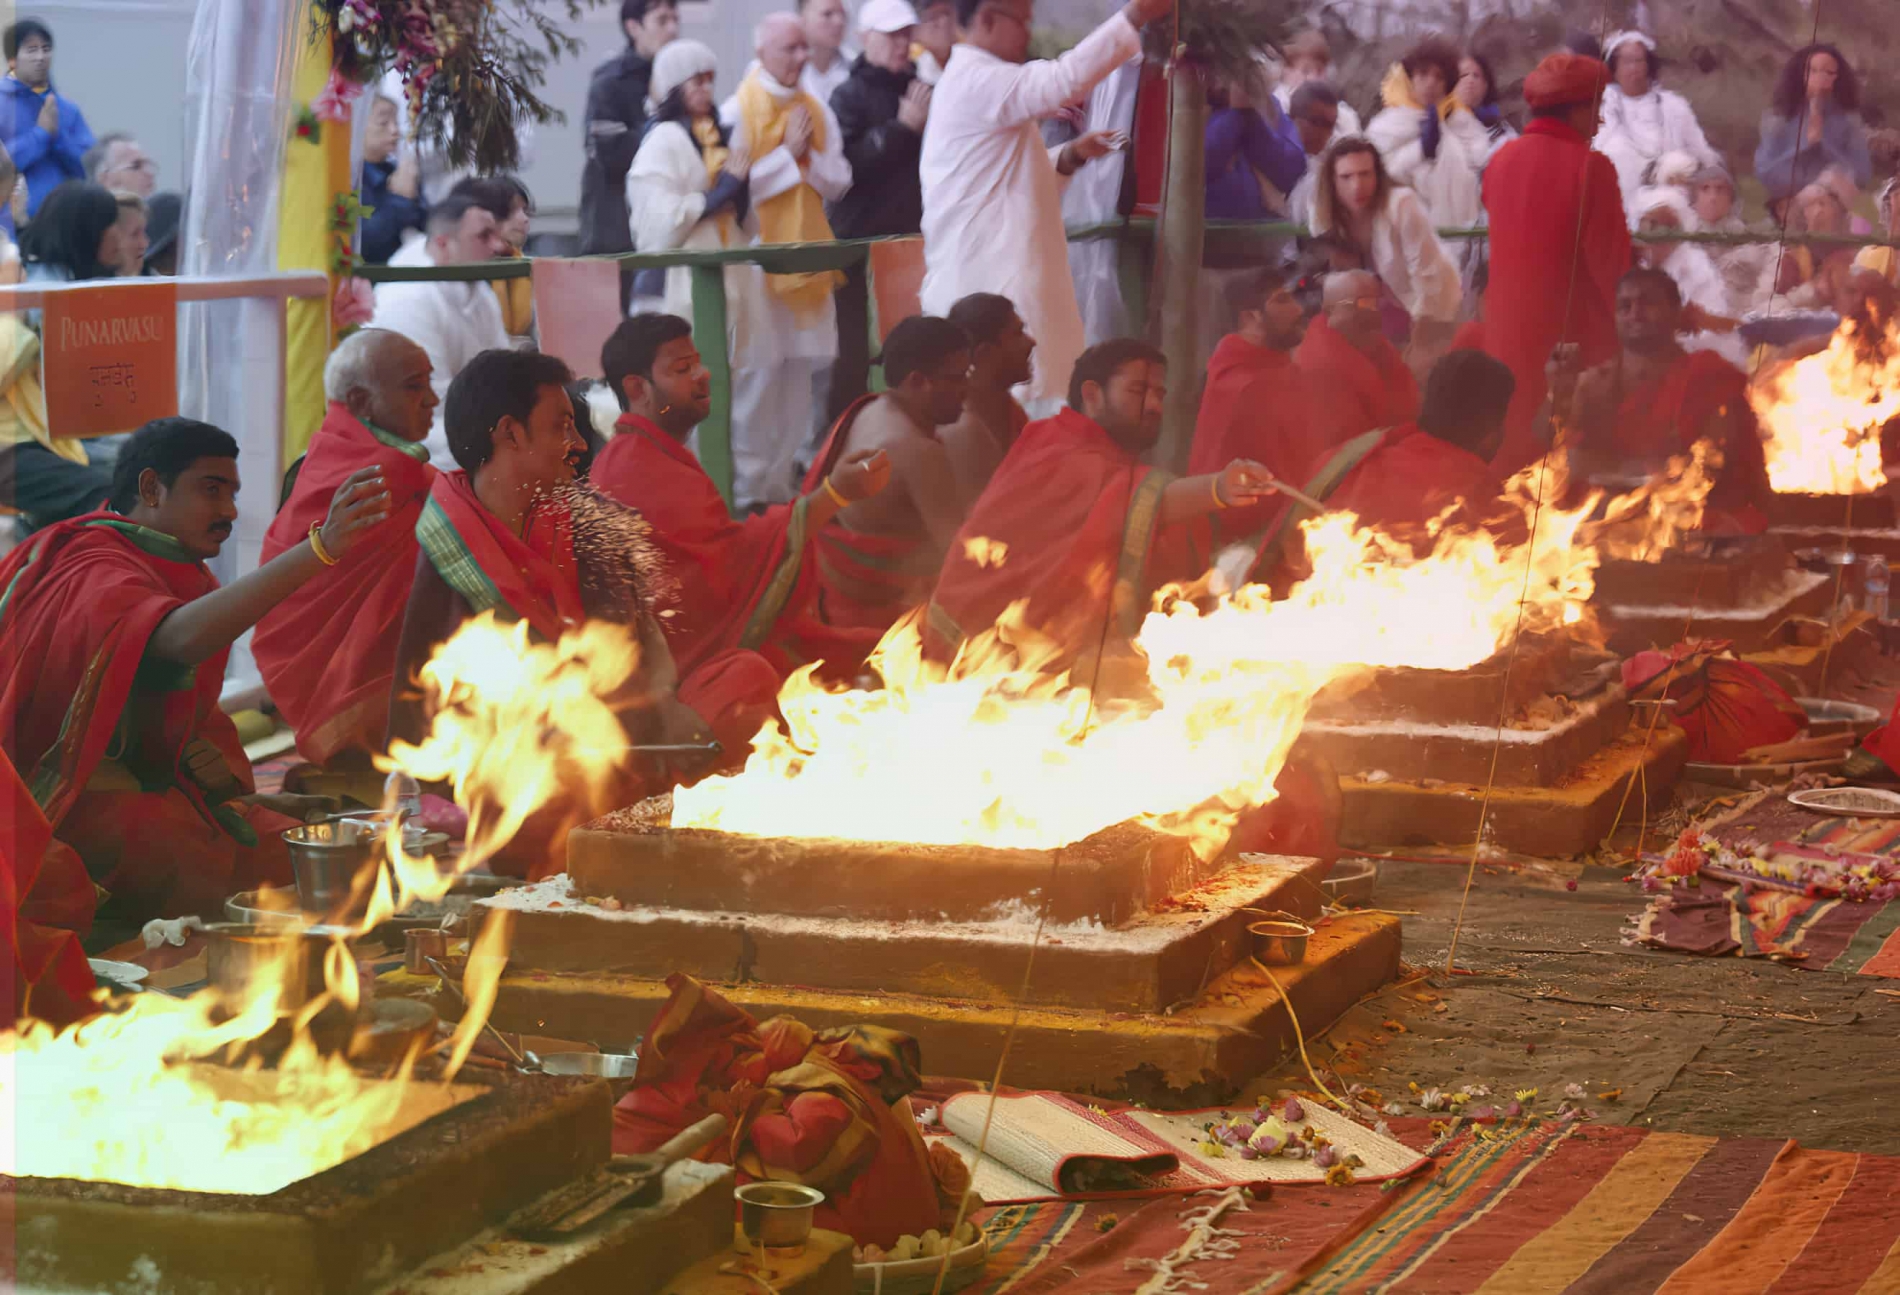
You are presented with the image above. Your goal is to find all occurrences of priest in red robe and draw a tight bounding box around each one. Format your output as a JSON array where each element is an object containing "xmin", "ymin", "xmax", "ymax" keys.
[
  {"xmin": 0, "ymin": 418, "xmax": 393, "ymax": 925},
  {"xmin": 590, "ymin": 315, "xmax": 889, "ymax": 685},
  {"xmin": 1481, "ymin": 51, "xmax": 1630, "ymax": 474},
  {"xmin": 255, "ymin": 330, "xmax": 438, "ymax": 768},
  {"xmin": 1552, "ymin": 268, "xmax": 1773, "ymax": 533},
  {"xmin": 5, "ymin": 746, "xmax": 95, "ymax": 1027},
  {"xmin": 1293, "ymin": 270, "xmax": 1421, "ymax": 438}
]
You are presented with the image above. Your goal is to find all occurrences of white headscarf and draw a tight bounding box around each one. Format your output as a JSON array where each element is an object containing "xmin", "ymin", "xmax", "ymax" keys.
[{"xmin": 651, "ymin": 39, "xmax": 718, "ymax": 105}]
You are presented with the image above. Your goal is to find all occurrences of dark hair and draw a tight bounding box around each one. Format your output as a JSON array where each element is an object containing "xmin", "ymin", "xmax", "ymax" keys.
[
  {"xmin": 1560, "ymin": 29, "xmax": 1602, "ymax": 61},
  {"xmin": 18, "ymin": 181, "xmax": 121, "ymax": 281},
  {"xmin": 946, "ymin": 292, "xmax": 1020, "ymax": 348},
  {"xmin": 108, "ymin": 417, "xmax": 239, "ymax": 513},
  {"xmin": 425, "ymin": 192, "xmax": 488, "ymax": 238},
  {"xmin": 3, "ymin": 19, "xmax": 51, "ymax": 59},
  {"xmin": 1462, "ymin": 50, "xmax": 1502, "ymax": 107},
  {"xmin": 621, "ymin": 0, "xmax": 675, "ymax": 28},
  {"xmin": 601, "ymin": 313, "xmax": 694, "ymax": 408},
  {"xmin": 566, "ymin": 380, "xmax": 606, "ymax": 474},
  {"xmin": 143, "ymin": 191, "xmax": 183, "ymax": 272},
  {"xmin": 1068, "ymin": 338, "xmax": 1166, "ymax": 412},
  {"xmin": 879, "ymin": 315, "xmax": 971, "ymax": 387},
  {"xmin": 1604, "ymin": 37, "xmax": 1660, "ymax": 86},
  {"xmin": 1222, "ymin": 265, "xmax": 1292, "ymax": 319},
  {"xmin": 443, "ymin": 349, "xmax": 576, "ymax": 474},
  {"xmin": 649, "ymin": 86, "xmax": 733, "ymax": 148},
  {"xmin": 1619, "ymin": 265, "xmax": 1683, "ymax": 309},
  {"xmin": 1773, "ymin": 44, "xmax": 1859, "ymax": 119},
  {"xmin": 1418, "ymin": 351, "xmax": 1515, "ymax": 450},
  {"xmin": 450, "ymin": 174, "xmax": 534, "ymax": 222},
  {"xmin": 1401, "ymin": 36, "xmax": 1462, "ymax": 97},
  {"xmin": 1313, "ymin": 137, "xmax": 1391, "ymax": 233},
  {"xmin": 1289, "ymin": 80, "xmax": 1341, "ymax": 120}
]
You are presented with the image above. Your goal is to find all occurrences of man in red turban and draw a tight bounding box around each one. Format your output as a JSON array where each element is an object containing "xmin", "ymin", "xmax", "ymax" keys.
[{"xmin": 1480, "ymin": 52, "xmax": 1630, "ymax": 473}]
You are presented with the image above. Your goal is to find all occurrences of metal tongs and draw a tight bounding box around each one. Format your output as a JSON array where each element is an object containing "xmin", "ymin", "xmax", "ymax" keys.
[{"xmin": 426, "ymin": 954, "xmax": 542, "ymax": 1072}]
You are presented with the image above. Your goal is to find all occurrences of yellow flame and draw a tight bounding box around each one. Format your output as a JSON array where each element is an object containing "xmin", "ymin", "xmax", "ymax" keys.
[
  {"xmin": 1749, "ymin": 313, "xmax": 1900, "ymax": 494},
  {"xmin": 1584, "ymin": 440, "xmax": 1719, "ymax": 562},
  {"xmin": 962, "ymin": 536, "xmax": 1010, "ymax": 569},
  {"xmin": 442, "ymin": 911, "xmax": 512, "ymax": 1082},
  {"xmin": 673, "ymin": 466, "xmax": 1603, "ymax": 857}
]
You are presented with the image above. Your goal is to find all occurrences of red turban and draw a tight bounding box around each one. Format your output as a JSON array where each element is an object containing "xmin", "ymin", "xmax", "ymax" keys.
[{"xmin": 1523, "ymin": 53, "xmax": 1611, "ymax": 110}]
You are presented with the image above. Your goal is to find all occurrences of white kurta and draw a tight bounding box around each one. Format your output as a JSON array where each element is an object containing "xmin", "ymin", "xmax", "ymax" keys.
[
  {"xmin": 1059, "ymin": 55, "xmax": 1142, "ymax": 347},
  {"xmin": 919, "ymin": 16, "xmax": 1141, "ymax": 406},
  {"xmin": 369, "ymin": 240, "xmax": 511, "ymax": 471},
  {"xmin": 1659, "ymin": 244, "xmax": 1749, "ymax": 368},
  {"xmin": 1365, "ymin": 105, "xmax": 1486, "ymax": 229},
  {"xmin": 1312, "ymin": 186, "xmax": 1462, "ymax": 325},
  {"xmin": 801, "ymin": 48, "xmax": 858, "ymax": 111},
  {"xmin": 1597, "ymin": 87, "xmax": 1715, "ymax": 217}
]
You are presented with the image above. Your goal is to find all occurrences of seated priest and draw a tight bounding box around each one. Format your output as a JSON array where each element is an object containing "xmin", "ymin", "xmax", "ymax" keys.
[
  {"xmin": 387, "ymin": 348, "xmax": 764, "ymax": 877},
  {"xmin": 0, "ymin": 417, "xmax": 392, "ymax": 925},
  {"xmin": 1549, "ymin": 267, "xmax": 1772, "ymax": 534},
  {"xmin": 254, "ymin": 329, "xmax": 439, "ymax": 769},
  {"xmin": 938, "ymin": 292, "xmax": 1035, "ymax": 510},
  {"xmin": 589, "ymin": 313, "xmax": 890, "ymax": 683},
  {"xmin": 1294, "ymin": 270, "xmax": 1421, "ymax": 439},
  {"xmin": 925, "ymin": 338, "xmax": 1277, "ymax": 671}
]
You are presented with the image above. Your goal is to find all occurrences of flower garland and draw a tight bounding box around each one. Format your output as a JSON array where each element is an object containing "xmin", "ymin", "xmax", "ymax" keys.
[
  {"xmin": 1633, "ymin": 828, "xmax": 1900, "ymax": 901},
  {"xmin": 328, "ymin": 191, "xmax": 375, "ymax": 333}
]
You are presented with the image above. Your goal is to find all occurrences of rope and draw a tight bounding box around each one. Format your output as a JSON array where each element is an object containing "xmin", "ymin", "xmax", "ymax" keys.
[{"xmin": 1249, "ymin": 955, "xmax": 1344, "ymax": 1106}]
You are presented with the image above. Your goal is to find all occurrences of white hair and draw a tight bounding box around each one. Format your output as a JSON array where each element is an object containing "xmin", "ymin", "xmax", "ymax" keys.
[
  {"xmin": 323, "ymin": 328, "xmax": 403, "ymax": 402},
  {"xmin": 755, "ymin": 11, "xmax": 805, "ymax": 52}
]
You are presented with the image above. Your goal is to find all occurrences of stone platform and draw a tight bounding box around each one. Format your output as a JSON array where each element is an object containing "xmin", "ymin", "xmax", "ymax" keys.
[
  {"xmin": 1301, "ymin": 687, "xmax": 1631, "ymax": 787},
  {"xmin": 1766, "ymin": 492, "xmax": 1890, "ymax": 531},
  {"xmin": 481, "ymin": 911, "xmax": 1401, "ymax": 1103},
  {"xmin": 1599, "ymin": 568, "xmax": 1833, "ymax": 654},
  {"xmin": 1770, "ymin": 525, "xmax": 1900, "ymax": 560},
  {"xmin": 1336, "ymin": 725, "xmax": 1689, "ymax": 858}
]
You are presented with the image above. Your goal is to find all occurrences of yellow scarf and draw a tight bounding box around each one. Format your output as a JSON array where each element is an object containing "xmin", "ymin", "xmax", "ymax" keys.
[
  {"xmin": 1380, "ymin": 62, "xmax": 1460, "ymax": 122},
  {"xmin": 693, "ymin": 116, "xmax": 739, "ymax": 246},
  {"xmin": 735, "ymin": 71, "xmax": 846, "ymax": 318}
]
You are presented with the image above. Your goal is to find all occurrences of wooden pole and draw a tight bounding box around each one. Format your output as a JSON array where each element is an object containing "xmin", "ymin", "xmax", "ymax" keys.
[{"xmin": 1154, "ymin": 57, "xmax": 1207, "ymax": 475}]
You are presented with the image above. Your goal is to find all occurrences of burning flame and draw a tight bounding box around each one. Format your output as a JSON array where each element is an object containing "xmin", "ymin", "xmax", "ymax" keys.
[
  {"xmin": 1749, "ymin": 312, "xmax": 1900, "ymax": 494},
  {"xmin": 1584, "ymin": 440, "xmax": 1719, "ymax": 562},
  {"xmin": 673, "ymin": 466, "xmax": 1602, "ymax": 858}
]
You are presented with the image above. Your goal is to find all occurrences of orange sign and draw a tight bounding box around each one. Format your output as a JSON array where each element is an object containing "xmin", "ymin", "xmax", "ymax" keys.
[
  {"xmin": 869, "ymin": 238, "xmax": 926, "ymax": 343},
  {"xmin": 531, "ymin": 258, "xmax": 624, "ymax": 380},
  {"xmin": 40, "ymin": 281, "xmax": 179, "ymax": 438}
]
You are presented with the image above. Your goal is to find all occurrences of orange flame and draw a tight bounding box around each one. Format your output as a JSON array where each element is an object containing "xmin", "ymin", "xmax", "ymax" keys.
[{"xmin": 1749, "ymin": 313, "xmax": 1900, "ymax": 494}]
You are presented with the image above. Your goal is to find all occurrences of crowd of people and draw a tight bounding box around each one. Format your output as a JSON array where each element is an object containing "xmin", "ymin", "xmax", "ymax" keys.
[{"xmin": 5, "ymin": 2, "xmax": 1900, "ymax": 1000}]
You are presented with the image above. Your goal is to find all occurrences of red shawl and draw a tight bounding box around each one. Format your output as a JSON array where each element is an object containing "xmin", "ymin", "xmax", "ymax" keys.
[
  {"xmin": 3, "ymin": 745, "xmax": 94, "ymax": 1027},
  {"xmin": 0, "ymin": 514, "xmax": 253, "ymax": 832},
  {"xmin": 419, "ymin": 470, "xmax": 585, "ymax": 640},
  {"xmin": 1480, "ymin": 119, "xmax": 1632, "ymax": 473},
  {"xmin": 254, "ymin": 403, "xmax": 435, "ymax": 765},
  {"xmin": 1294, "ymin": 314, "xmax": 1421, "ymax": 438},
  {"xmin": 1190, "ymin": 334, "xmax": 1348, "ymax": 484},
  {"xmin": 1321, "ymin": 424, "xmax": 1508, "ymax": 538},
  {"xmin": 1587, "ymin": 350, "xmax": 1772, "ymax": 534},
  {"xmin": 926, "ymin": 408, "xmax": 1210, "ymax": 661}
]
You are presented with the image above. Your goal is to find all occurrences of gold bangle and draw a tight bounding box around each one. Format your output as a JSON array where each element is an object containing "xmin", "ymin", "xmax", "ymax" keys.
[
  {"xmin": 823, "ymin": 477, "xmax": 850, "ymax": 510},
  {"xmin": 308, "ymin": 521, "xmax": 340, "ymax": 567},
  {"xmin": 1211, "ymin": 475, "xmax": 1229, "ymax": 510}
]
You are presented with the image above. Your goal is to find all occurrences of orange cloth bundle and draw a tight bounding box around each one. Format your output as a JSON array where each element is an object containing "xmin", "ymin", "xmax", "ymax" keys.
[{"xmin": 1622, "ymin": 639, "xmax": 1805, "ymax": 764}]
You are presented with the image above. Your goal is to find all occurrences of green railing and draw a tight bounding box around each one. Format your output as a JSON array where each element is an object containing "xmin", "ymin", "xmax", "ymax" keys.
[{"xmin": 358, "ymin": 219, "xmax": 1900, "ymax": 502}]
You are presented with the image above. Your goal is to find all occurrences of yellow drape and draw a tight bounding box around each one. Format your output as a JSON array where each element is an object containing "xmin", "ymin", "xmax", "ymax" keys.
[
  {"xmin": 735, "ymin": 73, "xmax": 845, "ymax": 319},
  {"xmin": 1380, "ymin": 62, "xmax": 1461, "ymax": 122}
]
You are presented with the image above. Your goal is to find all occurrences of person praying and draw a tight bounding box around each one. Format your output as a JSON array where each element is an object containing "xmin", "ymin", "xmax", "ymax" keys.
[
  {"xmin": 924, "ymin": 338, "xmax": 1276, "ymax": 670},
  {"xmin": 254, "ymin": 330, "xmax": 439, "ymax": 771},
  {"xmin": 588, "ymin": 313, "xmax": 889, "ymax": 686},
  {"xmin": 938, "ymin": 292, "xmax": 1035, "ymax": 508},
  {"xmin": 1548, "ymin": 267, "xmax": 1772, "ymax": 535},
  {"xmin": 0, "ymin": 417, "xmax": 392, "ymax": 926},
  {"xmin": 1480, "ymin": 51, "xmax": 1630, "ymax": 474},
  {"xmin": 1294, "ymin": 270, "xmax": 1422, "ymax": 440},
  {"xmin": 1593, "ymin": 30, "xmax": 1716, "ymax": 215},
  {"xmin": 1365, "ymin": 35, "xmax": 1487, "ymax": 229}
]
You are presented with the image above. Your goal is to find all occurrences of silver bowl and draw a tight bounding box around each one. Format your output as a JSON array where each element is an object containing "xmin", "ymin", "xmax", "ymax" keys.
[
  {"xmin": 1249, "ymin": 918, "xmax": 1314, "ymax": 966},
  {"xmin": 283, "ymin": 819, "xmax": 385, "ymax": 919},
  {"xmin": 735, "ymin": 1181, "xmax": 825, "ymax": 1256},
  {"xmin": 536, "ymin": 1050, "xmax": 639, "ymax": 1079}
]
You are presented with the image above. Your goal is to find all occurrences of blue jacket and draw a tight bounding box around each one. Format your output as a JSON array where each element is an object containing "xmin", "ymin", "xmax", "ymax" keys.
[
  {"xmin": 359, "ymin": 159, "xmax": 429, "ymax": 265},
  {"xmin": 1754, "ymin": 104, "xmax": 1871, "ymax": 204},
  {"xmin": 0, "ymin": 76, "xmax": 94, "ymax": 216}
]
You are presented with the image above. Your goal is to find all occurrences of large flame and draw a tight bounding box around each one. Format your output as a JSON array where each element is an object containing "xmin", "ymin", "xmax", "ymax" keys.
[
  {"xmin": 1582, "ymin": 440, "xmax": 1718, "ymax": 562},
  {"xmin": 672, "ymin": 465, "xmax": 1602, "ymax": 858},
  {"xmin": 1749, "ymin": 312, "xmax": 1900, "ymax": 494}
]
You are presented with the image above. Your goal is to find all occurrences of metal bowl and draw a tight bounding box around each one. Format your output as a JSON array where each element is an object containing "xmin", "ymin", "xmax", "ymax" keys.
[
  {"xmin": 1249, "ymin": 919, "xmax": 1314, "ymax": 966},
  {"xmin": 735, "ymin": 1181, "xmax": 825, "ymax": 1256},
  {"xmin": 536, "ymin": 1050, "xmax": 639, "ymax": 1079},
  {"xmin": 1321, "ymin": 857, "xmax": 1379, "ymax": 909},
  {"xmin": 283, "ymin": 819, "xmax": 385, "ymax": 920}
]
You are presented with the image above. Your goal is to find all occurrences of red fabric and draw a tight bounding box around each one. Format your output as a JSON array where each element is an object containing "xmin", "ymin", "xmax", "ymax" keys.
[
  {"xmin": 254, "ymin": 403, "xmax": 435, "ymax": 765},
  {"xmin": 1190, "ymin": 334, "xmax": 1349, "ymax": 484},
  {"xmin": 1583, "ymin": 351, "xmax": 1773, "ymax": 534},
  {"xmin": 674, "ymin": 646, "xmax": 783, "ymax": 759},
  {"xmin": 1320, "ymin": 424, "xmax": 1507, "ymax": 537},
  {"xmin": 428, "ymin": 470, "xmax": 585, "ymax": 641},
  {"xmin": 1451, "ymin": 320, "xmax": 1488, "ymax": 352},
  {"xmin": 1293, "ymin": 314, "xmax": 1421, "ymax": 438},
  {"xmin": 1522, "ymin": 53, "xmax": 1611, "ymax": 110},
  {"xmin": 1481, "ymin": 118, "xmax": 1632, "ymax": 473},
  {"xmin": 3, "ymin": 747, "xmax": 95, "ymax": 1028},
  {"xmin": 0, "ymin": 514, "xmax": 290, "ymax": 920},
  {"xmin": 1623, "ymin": 641, "xmax": 1805, "ymax": 764},
  {"xmin": 927, "ymin": 408, "xmax": 1208, "ymax": 660}
]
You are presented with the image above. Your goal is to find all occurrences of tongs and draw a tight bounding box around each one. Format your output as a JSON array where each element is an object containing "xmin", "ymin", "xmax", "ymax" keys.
[{"xmin": 426, "ymin": 954, "xmax": 542, "ymax": 1072}]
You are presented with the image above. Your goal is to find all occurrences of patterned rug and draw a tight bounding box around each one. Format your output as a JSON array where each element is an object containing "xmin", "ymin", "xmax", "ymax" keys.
[{"xmin": 966, "ymin": 1118, "xmax": 1900, "ymax": 1293}]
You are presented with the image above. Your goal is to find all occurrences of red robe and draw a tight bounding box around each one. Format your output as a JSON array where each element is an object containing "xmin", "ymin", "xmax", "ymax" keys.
[
  {"xmin": 4, "ymin": 746, "xmax": 95, "ymax": 1027},
  {"xmin": 1293, "ymin": 314, "xmax": 1421, "ymax": 439},
  {"xmin": 925, "ymin": 407, "xmax": 1211, "ymax": 663},
  {"xmin": 1577, "ymin": 350, "xmax": 1772, "ymax": 534},
  {"xmin": 254, "ymin": 403, "xmax": 435, "ymax": 765},
  {"xmin": 1191, "ymin": 334, "xmax": 1348, "ymax": 484},
  {"xmin": 0, "ymin": 515, "xmax": 294, "ymax": 922},
  {"xmin": 1321, "ymin": 424, "xmax": 1508, "ymax": 538},
  {"xmin": 1481, "ymin": 118, "xmax": 1632, "ymax": 473},
  {"xmin": 421, "ymin": 470, "xmax": 587, "ymax": 641}
]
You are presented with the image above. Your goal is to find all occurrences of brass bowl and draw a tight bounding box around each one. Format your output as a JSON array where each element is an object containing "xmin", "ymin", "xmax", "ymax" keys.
[
  {"xmin": 735, "ymin": 1181, "xmax": 825, "ymax": 1256},
  {"xmin": 1249, "ymin": 918, "xmax": 1314, "ymax": 966}
]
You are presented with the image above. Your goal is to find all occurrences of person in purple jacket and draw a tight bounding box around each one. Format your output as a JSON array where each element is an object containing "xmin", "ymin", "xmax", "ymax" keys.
[
  {"xmin": 1, "ymin": 20, "xmax": 94, "ymax": 217},
  {"xmin": 1205, "ymin": 71, "xmax": 1307, "ymax": 220}
]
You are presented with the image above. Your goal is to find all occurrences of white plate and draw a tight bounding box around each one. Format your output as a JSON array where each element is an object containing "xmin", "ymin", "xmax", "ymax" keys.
[
  {"xmin": 1796, "ymin": 698, "xmax": 1883, "ymax": 736},
  {"xmin": 854, "ymin": 1234, "xmax": 989, "ymax": 1294},
  {"xmin": 87, "ymin": 959, "xmax": 149, "ymax": 988},
  {"xmin": 1787, "ymin": 785, "xmax": 1900, "ymax": 818}
]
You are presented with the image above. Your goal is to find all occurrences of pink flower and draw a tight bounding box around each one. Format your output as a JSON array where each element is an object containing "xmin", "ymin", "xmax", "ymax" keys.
[
  {"xmin": 313, "ymin": 67, "xmax": 363, "ymax": 123},
  {"xmin": 332, "ymin": 276, "xmax": 375, "ymax": 329}
]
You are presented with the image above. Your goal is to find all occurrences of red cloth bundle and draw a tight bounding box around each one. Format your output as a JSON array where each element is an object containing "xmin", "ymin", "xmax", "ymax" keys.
[{"xmin": 1621, "ymin": 640, "xmax": 1805, "ymax": 764}]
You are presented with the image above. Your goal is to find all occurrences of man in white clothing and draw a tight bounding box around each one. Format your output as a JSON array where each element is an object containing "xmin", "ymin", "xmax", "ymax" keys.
[
  {"xmin": 799, "ymin": 0, "xmax": 858, "ymax": 106},
  {"xmin": 367, "ymin": 193, "xmax": 512, "ymax": 471},
  {"xmin": 919, "ymin": 0, "xmax": 1172, "ymax": 410},
  {"xmin": 722, "ymin": 13, "xmax": 854, "ymax": 511}
]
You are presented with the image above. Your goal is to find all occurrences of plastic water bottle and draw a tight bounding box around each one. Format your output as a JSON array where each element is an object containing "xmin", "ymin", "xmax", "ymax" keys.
[
  {"xmin": 1865, "ymin": 557, "xmax": 1891, "ymax": 622},
  {"xmin": 384, "ymin": 770, "xmax": 423, "ymax": 822}
]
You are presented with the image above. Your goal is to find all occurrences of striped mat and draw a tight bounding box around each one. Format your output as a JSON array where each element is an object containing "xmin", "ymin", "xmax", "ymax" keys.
[{"xmin": 966, "ymin": 1119, "xmax": 1900, "ymax": 1293}]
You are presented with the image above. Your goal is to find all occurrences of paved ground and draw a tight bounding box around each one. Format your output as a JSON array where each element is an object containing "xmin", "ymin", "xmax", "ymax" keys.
[{"xmin": 1252, "ymin": 851, "xmax": 1900, "ymax": 1154}]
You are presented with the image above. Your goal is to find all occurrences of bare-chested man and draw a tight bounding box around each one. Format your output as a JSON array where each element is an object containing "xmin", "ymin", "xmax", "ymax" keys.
[
  {"xmin": 809, "ymin": 313, "xmax": 973, "ymax": 637},
  {"xmin": 940, "ymin": 292, "xmax": 1035, "ymax": 508}
]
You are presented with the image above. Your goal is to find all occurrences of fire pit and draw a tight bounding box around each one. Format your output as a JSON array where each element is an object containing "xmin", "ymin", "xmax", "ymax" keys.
[{"xmin": 8, "ymin": 1074, "xmax": 610, "ymax": 1295}]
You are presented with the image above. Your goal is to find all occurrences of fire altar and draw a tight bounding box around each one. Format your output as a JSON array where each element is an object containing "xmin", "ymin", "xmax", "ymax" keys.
[{"xmin": 1592, "ymin": 536, "xmax": 1833, "ymax": 655}]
